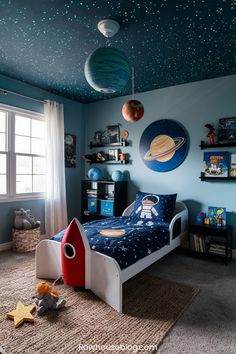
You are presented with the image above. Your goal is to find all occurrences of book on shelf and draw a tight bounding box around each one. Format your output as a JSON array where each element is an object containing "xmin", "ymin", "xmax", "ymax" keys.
[
  {"xmin": 189, "ymin": 233, "xmax": 206, "ymax": 253},
  {"xmin": 208, "ymin": 206, "xmax": 226, "ymax": 226},
  {"xmin": 203, "ymin": 151, "xmax": 229, "ymax": 177},
  {"xmin": 230, "ymin": 154, "xmax": 236, "ymax": 177},
  {"xmin": 86, "ymin": 189, "xmax": 98, "ymax": 198}
]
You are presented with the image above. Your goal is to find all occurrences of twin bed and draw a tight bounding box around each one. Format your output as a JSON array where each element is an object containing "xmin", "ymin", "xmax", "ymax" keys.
[{"xmin": 36, "ymin": 192, "xmax": 188, "ymax": 313}]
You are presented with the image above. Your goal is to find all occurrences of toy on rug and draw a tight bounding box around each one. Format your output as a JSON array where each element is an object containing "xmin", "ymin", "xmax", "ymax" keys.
[
  {"xmin": 32, "ymin": 282, "xmax": 66, "ymax": 315},
  {"xmin": 7, "ymin": 301, "xmax": 36, "ymax": 328},
  {"xmin": 14, "ymin": 208, "xmax": 41, "ymax": 230}
]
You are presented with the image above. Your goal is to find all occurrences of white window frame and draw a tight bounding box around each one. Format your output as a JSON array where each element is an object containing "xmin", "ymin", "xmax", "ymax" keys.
[{"xmin": 0, "ymin": 103, "xmax": 46, "ymax": 203}]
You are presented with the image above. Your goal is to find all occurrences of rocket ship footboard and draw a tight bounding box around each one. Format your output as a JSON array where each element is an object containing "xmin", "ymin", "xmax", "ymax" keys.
[
  {"xmin": 35, "ymin": 217, "xmax": 123, "ymax": 312},
  {"xmin": 61, "ymin": 218, "xmax": 91, "ymax": 289}
]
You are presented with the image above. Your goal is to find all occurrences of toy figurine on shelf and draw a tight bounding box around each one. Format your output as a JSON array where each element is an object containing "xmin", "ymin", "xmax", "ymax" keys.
[{"xmin": 205, "ymin": 124, "xmax": 216, "ymax": 144}]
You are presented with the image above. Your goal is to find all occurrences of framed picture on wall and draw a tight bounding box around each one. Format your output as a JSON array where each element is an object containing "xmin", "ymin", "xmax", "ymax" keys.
[
  {"xmin": 108, "ymin": 149, "xmax": 119, "ymax": 161},
  {"xmin": 65, "ymin": 133, "xmax": 76, "ymax": 168},
  {"xmin": 106, "ymin": 125, "xmax": 120, "ymax": 144},
  {"xmin": 218, "ymin": 117, "xmax": 236, "ymax": 144}
]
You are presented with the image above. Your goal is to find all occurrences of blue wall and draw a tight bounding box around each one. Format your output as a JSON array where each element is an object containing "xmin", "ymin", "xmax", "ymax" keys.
[
  {"xmin": 83, "ymin": 74, "xmax": 236, "ymax": 249},
  {"xmin": 0, "ymin": 75, "xmax": 85, "ymax": 243},
  {"xmin": 1, "ymin": 73, "xmax": 236, "ymax": 250}
]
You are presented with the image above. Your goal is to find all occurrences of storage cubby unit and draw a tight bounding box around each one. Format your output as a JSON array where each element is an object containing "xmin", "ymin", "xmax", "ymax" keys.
[{"xmin": 81, "ymin": 180, "xmax": 127, "ymax": 223}]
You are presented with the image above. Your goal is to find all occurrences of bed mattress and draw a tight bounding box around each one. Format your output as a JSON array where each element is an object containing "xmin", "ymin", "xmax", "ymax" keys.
[{"xmin": 52, "ymin": 216, "xmax": 170, "ymax": 270}]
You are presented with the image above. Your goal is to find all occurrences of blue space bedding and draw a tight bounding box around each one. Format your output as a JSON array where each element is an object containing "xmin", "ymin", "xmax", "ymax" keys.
[{"xmin": 52, "ymin": 216, "xmax": 170, "ymax": 270}]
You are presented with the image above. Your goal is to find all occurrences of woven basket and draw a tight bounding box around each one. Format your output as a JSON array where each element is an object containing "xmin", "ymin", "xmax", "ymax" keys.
[{"xmin": 12, "ymin": 227, "xmax": 40, "ymax": 252}]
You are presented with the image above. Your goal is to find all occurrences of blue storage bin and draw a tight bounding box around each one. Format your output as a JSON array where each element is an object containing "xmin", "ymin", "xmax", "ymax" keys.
[
  {"xmin": 87, "ymin": 197, "xmax": 97, "ymax": 214},
  {"xmin": 100, "ymin": 200, "xmax": 114, "ymax": 216}
]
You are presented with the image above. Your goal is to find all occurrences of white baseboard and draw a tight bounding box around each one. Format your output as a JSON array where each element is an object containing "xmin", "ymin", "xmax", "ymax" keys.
[
  {"xmin": 0, "ymin": 235, "xmax": 46, "ymax": 252},
  {"xmin": 0, "ymin": 241, "xmax": 13, "ymax": 252}
]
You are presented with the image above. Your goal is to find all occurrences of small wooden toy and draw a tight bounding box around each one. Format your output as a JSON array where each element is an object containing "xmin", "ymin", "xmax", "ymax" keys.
[
  {"xmin": 7, "ymin": 301, "xmax": 36, "ymax": 328},
  {"xmin": 205, "ymin": 124, "xmax": 215, "ymax": 144}
]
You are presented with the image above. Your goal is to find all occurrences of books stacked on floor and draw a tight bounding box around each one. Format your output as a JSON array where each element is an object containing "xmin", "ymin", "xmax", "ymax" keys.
[
  {"xmin": 208, "ymin": 243, "xmax": 228, "ymax": 256},
  {"xmin": 189, "ymin": 233, "xmax": 207, "ymax": 253}
]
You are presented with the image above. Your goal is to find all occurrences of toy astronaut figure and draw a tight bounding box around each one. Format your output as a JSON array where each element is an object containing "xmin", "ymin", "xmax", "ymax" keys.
[{"xmin": 135, "ymin": 195, "xmax": 159, "ymax": 219}]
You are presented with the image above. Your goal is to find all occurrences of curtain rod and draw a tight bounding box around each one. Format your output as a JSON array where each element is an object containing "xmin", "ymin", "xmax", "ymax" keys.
[{"xmin": 0, "ymin": 88, "xmax": 45, "ymax": 104}]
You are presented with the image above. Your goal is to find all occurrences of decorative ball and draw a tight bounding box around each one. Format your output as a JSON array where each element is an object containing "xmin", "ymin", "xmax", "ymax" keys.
[
  {"xmin": 122, "ymin": 100, "xmax": 144, "ymax": 123},
  {"xmin": 84, "ymin": 47, "xmax": 131, "ymax": 93},
  {"xmin": 87, "ymin": 167, "xmax": 102, "ymax": 181},
  {"xmin": 111, "ymin": 170, "xmax": 123, "ymax": 182}
]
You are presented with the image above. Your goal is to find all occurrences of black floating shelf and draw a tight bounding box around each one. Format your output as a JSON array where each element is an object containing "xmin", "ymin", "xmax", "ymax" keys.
[
  {"xmin": 87, "ymin": 160, "xmax": 128, "ymax": 165},
  {"xmin": 200, "ymin": 140, "xmax": 236, "ymax": 150},
  {"xmin": 89, "ymin": 141, "xmax": 128, "ymax": 148},
  {"xmin": 199, "ymin": 173, "xmax": 236, "ymax": 181}
]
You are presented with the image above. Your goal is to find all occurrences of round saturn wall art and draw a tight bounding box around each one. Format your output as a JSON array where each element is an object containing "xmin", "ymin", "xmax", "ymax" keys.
[{"xmin": 139, "ymin": 119, "xmax": 189, "ymax": 172}]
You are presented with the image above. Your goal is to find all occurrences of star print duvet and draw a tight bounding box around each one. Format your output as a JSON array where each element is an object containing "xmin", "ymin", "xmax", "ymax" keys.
[{"xmin": 52, "ymin": 216, "xmax": 170, "ymax": 270}]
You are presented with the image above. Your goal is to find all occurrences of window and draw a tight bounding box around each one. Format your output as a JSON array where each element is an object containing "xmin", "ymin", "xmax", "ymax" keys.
[{"xmin": 0, "ymin": 106, "xmax": 46, "ymax": 201}]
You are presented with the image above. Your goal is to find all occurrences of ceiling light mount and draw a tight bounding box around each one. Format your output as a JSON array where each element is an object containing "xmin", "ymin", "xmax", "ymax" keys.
[{"xmin": 97, "ymin": 19, "xmax": 120, "ymax": 38}]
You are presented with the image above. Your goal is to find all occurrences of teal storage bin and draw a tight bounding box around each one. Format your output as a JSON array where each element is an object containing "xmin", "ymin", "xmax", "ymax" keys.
[{"xmin": 100, "ymin": 200, "xmax": 114, "ymax": 216}]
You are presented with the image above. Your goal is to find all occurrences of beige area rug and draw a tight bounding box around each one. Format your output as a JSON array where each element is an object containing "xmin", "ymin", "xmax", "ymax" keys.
[{"xmin": 0, "ymin": 254, "xmax": 198, "ymax": 354}]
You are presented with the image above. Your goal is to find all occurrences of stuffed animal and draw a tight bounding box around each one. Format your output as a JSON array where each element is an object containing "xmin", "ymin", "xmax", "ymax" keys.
[
  {"xmin": 25, "ymin": 209, "xmax": 41, "ymax": 229},
  {"xmin": 14, "ymin": 208, "xmax": 32, "ymax": 230},
  {"xmin": 14, "ymin": 208, "xmax": 40, "ymax": 230},
  {"xmin": 32, "ymin": 282, "xmax": 66, "ymax": 315}
]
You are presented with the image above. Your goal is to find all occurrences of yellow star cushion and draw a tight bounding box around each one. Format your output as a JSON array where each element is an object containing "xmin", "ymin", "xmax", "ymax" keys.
[{"xmin": 7, "ymin": 301, "xmax": 36, "ymax": 328}]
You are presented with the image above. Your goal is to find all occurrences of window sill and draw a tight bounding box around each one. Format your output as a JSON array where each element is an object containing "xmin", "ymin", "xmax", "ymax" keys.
[{"xmin": 0, "ymin": 195, "xmax": 45, "ymax": 203}]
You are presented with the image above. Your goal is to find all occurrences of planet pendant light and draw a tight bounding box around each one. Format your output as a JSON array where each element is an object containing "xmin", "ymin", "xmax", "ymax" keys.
[
  {"xmin": 122, "ymin": 68, "xmax": 144, "ymax": 123},
  {"xmin": 84, "ymin": 19, "xmax": 131, "ymax": 93}
]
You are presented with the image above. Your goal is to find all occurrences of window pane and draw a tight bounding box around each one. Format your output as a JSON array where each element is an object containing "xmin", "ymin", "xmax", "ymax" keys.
[
  {"xmin": 0, "ymin": 112, "xmax": 6, "ymax": 132},
  {"xmin": 0, "ymin": 153, "xmax": 6, "ymax": 173},
  {"xmin": 0, "ymin": 133, "xmax": 6, "ymax": 151},
  {"xmin": 15, "ymin": 115, "xmax": 30, "ymax": 136},
  {"xmin": 33, "ymin": 175, "xmax": 45, "ymax": 193},
  {"xmin": 16, "ymin": 155, "xmax": 32, "ymax": 174},
  {"xmin": 32, "ymin": 119, "xmax": 45, "ymax": 138},
  {"xmin": 33, "ymin": 156, "xmax": 46, "ymax": 174},
  {"xmin": 32, "ymin": 138, "xmax": 45, "ymax": 155},
  {"xmin": 0, "ymin": 175, "xmax": 6, "ymax": 194},
  {"xmin": 16, "ymin": 175, "xmax": 32, "ymax": 194},
  {"xmin": 15, "ymin": 135, "xmax": 30, "ymax": 153}
]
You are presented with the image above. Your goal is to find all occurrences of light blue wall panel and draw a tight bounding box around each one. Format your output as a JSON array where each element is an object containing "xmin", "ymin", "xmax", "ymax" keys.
[
  {"xmin": 0, "ymin": 75, "xmax": 85, "ymax": 243},
  {"xmin": 83, "ymin": 74, "xmax": 236, "ymax": 249}
]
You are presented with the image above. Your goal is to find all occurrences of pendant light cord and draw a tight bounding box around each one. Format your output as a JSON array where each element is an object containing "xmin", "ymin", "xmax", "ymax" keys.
[{"xmin": 132, "ymin": 67, "xmax": 135, "ymax": 100}]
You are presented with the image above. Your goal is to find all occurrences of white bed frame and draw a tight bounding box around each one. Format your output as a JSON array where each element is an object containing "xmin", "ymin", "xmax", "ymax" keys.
[{"xmin": 36, "ymin": 201, "xmax": 188, "ymax": 313}]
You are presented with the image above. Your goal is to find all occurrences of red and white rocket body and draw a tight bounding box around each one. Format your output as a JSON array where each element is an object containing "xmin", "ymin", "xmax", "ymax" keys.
[{"xmin": 61, "ymin": 218, "xmax": 91, "ymax": 289}]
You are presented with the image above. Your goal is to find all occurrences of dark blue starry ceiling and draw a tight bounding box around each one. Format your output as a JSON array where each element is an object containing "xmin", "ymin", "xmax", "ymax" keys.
[{"xmin": 0, "ymin": 0, "xmax": 235, "ymax": 103}]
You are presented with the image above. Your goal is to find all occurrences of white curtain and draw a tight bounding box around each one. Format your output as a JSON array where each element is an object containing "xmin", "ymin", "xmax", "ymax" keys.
[{"xmin": 44, "ymin": 100, "xmax": 68, "ymax": 237}]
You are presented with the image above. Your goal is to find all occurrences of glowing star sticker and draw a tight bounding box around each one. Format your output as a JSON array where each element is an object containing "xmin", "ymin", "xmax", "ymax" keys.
[{"xmin": 7, "ymin": 301, "xmax": 36, "ymax": 328}]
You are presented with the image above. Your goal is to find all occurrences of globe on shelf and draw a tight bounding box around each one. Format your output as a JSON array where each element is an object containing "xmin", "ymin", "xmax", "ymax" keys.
[
  {"xmin": 87, "ymin": 167, "xmax": 102, "ymax": 181},
  {"xmin": 84, "ymin": 47, "xmax": 131, "ymax": 93},
  {"xmin": 122, "ymin": 99, "xmax": 144, "ymax": 123},
  {"xmin": 111, "ymin": 170, "xmax": 123, "ymax": 182}
]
